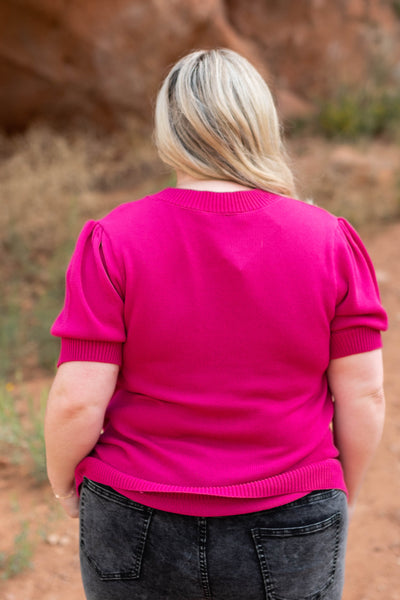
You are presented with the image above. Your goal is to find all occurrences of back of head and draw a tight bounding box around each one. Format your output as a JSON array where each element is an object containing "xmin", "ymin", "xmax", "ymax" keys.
[{"xmin": 155, "ymin": 48, "xmax": 296, "ymax": 197}]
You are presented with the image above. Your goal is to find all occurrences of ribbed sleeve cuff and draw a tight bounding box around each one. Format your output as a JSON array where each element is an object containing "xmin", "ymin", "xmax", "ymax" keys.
[
  {"xmin": 58, "ymin": 338, "xmax": 123, "ymax": 366},
  {"xmin": 330, "ymin": 326, "xmax": 382, "ymax": 359}
]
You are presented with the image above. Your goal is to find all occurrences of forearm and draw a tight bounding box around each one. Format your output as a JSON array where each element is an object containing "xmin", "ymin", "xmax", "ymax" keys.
[
  {"xmin": 45, "ymin": 401, "xmax": 104, "ymax": 495},
  {"xmin": 328, "ymin": 349, "xmax": 385, "ymax": 513},
  {"xmin": 333, "ymin": 389, "xmax": 385, "ymax": 508},
  {"xmin": 45, "ymin": 361, "xmax": 118, "ymax": 498},
  {"xmin": 44, "ymin": 362, "xmax": 118, "ymax": 518}
]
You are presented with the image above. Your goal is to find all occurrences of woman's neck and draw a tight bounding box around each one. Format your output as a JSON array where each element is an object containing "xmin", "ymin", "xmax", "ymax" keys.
[{"xmin": 175, "ymin": 172, "xmax": 253, "ymax": 193}]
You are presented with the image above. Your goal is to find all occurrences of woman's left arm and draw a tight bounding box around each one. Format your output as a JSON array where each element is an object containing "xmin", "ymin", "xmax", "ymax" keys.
[{"xmin": 45, "ymin": 361, "xmax": 119, "ymax": 517}]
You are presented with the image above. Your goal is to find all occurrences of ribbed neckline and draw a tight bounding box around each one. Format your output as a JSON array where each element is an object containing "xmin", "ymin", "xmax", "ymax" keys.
[{"xmin": 157, "ymin": 187, "xmax": 281, "ymax": 213}]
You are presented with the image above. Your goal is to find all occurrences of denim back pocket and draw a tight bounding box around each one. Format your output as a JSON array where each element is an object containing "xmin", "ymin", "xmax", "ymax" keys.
[
  {"xmin": 251, "ymin": 512, "xmax": 342, "ymax": 600},
  {"xmin": 80, "ymin": 478, "xmax": 152, "ymax": 581}
]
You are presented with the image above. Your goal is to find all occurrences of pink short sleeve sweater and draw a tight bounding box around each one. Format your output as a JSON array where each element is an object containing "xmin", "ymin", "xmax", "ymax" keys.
[{"xmin": 51, "ymin": 188, "xmax": 388, "ymax": 516}]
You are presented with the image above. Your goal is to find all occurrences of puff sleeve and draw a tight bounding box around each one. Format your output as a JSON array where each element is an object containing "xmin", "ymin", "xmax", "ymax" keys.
[
  {"xmin": 330, "ymin": 218, "xmax": 388, "ymax": 359},
  {"xmin": 51, "ymin": 221, "xmax": 126, "ymax": 366}
]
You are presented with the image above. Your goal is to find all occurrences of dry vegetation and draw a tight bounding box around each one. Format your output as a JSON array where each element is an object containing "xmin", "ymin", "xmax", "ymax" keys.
[{"xmin": 0, "ymin": 121, "xmax": 167, "ymax": 379}]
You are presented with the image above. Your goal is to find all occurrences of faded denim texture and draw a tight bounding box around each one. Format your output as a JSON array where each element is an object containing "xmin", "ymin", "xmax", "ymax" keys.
[{"xmin": 79, "ymin": 479, "xmax": 348, "ymax": 600}]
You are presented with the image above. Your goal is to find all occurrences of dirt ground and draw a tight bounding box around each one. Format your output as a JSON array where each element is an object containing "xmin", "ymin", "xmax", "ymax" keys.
[{"xmin": 1, "ymin": 220, "xmax": 399, "ymax": 600}]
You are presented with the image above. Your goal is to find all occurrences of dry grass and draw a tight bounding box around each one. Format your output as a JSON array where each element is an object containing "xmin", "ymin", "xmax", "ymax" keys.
[
  {"xmin": 0, "ymin": 119, "xmax": 160, "ymax": 277},
  {"xmin": 0, "ymin": 120, "xmax": 165, "ymax": 378}
]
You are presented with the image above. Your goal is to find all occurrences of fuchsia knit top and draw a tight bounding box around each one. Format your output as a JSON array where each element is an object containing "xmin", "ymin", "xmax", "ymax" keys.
[{"xmin": 52, "ymin": 188, "xmax": 388, "ymax": 516}]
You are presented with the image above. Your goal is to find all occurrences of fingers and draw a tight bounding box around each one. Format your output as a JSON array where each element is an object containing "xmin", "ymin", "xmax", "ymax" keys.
[{"xmin": 58, "ymin": 493, "xmax": 80, "ymax": 518}]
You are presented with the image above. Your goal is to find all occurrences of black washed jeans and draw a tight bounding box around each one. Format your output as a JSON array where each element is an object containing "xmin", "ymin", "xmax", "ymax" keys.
[{"xmin": 79, "ymin": 478, "xmax": 348, "ymax": 600}]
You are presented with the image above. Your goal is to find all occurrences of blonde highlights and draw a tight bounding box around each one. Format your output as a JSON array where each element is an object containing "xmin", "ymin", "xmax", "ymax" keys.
[{"xmin": 154, "ymin": 49, "xmax": 296, "ymax": 197}]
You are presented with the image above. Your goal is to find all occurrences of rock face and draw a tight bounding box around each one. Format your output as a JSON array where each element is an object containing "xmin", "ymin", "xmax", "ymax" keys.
[
  {"xmin": 227, "ymin": 0, "xmax": 400, "ymax": 99},
  {"xmin": 0, "ymin": 0, "xmax": 399, "ymax": 131}
]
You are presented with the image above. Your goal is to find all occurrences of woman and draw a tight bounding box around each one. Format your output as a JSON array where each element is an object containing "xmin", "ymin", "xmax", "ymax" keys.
[{"xmin": 45, "ymin": 49, "xmax": 388, "ymax": 600}]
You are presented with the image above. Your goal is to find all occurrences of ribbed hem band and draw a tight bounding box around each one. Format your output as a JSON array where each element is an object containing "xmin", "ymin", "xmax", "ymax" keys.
[{"xmin": 75, "ymin": 457, "xmax": 346, "ymax": 499}]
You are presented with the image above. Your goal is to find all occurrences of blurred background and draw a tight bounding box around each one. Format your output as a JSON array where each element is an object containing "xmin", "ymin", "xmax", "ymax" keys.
[{"xmin": 0, "ymin": 1, "xmax": 399, "ymax": 599}]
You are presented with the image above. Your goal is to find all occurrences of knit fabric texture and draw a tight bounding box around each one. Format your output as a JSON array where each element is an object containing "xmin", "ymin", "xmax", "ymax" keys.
[{"xmin": 52, "ymin": 188, "xmax": 388, "ymax": 516}]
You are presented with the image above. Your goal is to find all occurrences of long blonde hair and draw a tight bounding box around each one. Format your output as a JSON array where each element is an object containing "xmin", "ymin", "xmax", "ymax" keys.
[{"xmin": 154, "ymin": 48, "xmax": 296, "ymax": 197}]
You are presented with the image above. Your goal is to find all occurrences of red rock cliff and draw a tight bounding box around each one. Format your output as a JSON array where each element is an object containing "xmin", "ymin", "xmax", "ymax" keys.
[{"xmin": 0, "ymin": 0, "xmax": 399, "ymax": 131}]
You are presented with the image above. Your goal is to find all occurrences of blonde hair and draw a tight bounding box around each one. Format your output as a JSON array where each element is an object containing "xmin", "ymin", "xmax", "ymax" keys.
[{"xmin": 154, "ymin": 48, "xmax": 296, "ymax": 197}]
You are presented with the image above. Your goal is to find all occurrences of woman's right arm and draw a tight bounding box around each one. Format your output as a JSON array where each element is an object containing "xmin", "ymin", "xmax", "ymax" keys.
[{"xmin": 327, "ymin": 349, "xmax": 385, "ymax": 517}]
